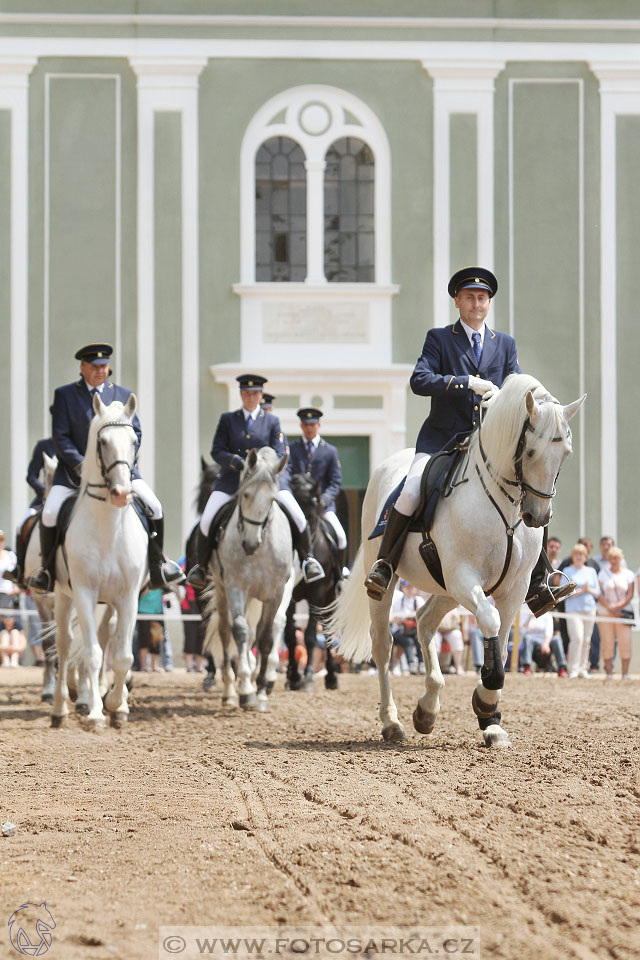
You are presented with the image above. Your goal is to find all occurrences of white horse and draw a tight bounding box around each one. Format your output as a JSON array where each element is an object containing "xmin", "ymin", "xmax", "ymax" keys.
[
  {"xmin": 330, "ymin": 374, "xmax": 585, "ymax": 747},
  {"xmin": 209, "ymin": 447, "xmax": 293, "ymax": 711},
  {"xmin": 51, "ymin": 394, "xmax": 148, "ymax": 728}
]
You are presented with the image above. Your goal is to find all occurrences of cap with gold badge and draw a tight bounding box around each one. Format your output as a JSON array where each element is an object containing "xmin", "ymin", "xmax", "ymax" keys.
[
  {"xmin": 236, "ymin": 374, "xmax": 267, "ymax": 391},
  {"xmin": 74, "ymin": 342, "xmax": 113, "ymax": 364},
  {"xmin": 297, "ymin": 407, "xmax": 323, "ymax": 424},
  {"xmin": 448, "ymin": 267, "xmax": 498, "ymax": 299}
]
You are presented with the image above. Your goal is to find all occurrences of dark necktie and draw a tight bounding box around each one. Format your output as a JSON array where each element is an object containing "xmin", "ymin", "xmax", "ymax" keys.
[
  {"xmin": 306, "ymin": 441, "xmax": 313, "ymax": 462},
  {"xmin": 471, "ymin": 332, "xmax": 482, "ymax": 367}
]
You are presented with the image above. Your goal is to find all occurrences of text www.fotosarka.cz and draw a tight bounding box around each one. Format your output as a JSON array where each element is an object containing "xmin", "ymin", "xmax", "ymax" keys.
[{"xmin": 158, "ymin": 926, "xmax": 480, "ymax": 960}]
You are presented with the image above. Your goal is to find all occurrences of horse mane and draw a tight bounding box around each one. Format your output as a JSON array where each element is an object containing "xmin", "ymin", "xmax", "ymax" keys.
[
  {"xmin": 239, "ymin": 446, "xmax": 282, "ymax": 490},
  {"xmin": 470, "ymin": 373, "xmax": 567, "ymax": 480},
  {"xmin": 195, "ymin": 460, "xmax": 221, "ymax": 515}
]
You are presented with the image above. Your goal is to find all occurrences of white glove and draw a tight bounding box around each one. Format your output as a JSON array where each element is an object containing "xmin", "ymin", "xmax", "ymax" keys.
[{"xmin": 468, "ymin": 376, "xmax": 499, "ymax": 399}]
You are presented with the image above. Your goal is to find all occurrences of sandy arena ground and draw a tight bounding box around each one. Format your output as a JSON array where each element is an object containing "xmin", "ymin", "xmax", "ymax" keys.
[{"xmin": 1, "ymin": 666, "xmax": 639, "ymax": 960}]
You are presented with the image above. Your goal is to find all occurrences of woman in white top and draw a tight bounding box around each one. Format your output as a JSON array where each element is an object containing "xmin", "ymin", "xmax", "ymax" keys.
[{"xmin": 598, "ymin": 547, "xmax": 634, "ymax": 680}]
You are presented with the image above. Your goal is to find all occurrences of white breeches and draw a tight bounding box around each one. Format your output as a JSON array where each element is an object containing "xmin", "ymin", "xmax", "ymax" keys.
[
  {"xmin": 323, "ymin": 510, "xmax": 347, "ymax": 549},
  {"xmin": 200, "ymin": 491, "xmax": 232, "ymax": 537},
  {"xmin": 19, "ymin": 507, "xmax": 38, "ymax": 527},
  {"xmin": 199, "ymin": 487, "xmax": 307, "ymax": 537},
  {"xmin": 395, "ymin": 452, "xmax": 431, "ymax": 516},
  {"xmin": 42, "ymin": 478, "xmax": 162, "ymax": 527}
]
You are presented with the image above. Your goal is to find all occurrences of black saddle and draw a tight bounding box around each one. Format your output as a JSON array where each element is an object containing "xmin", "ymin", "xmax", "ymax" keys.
[{"xmin": 208, "ymin": 497, "xmax": 238, "ymax": 549}]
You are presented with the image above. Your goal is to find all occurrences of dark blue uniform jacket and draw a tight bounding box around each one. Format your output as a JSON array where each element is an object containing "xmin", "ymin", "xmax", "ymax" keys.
[
  {"xmin": 51, "ymin": 380, "xmax": 142, "ymax": 489},
  {"xmin": 288, "ymin": 438, "xmax": 342, "ymax": 513},
  {"xmin": 211, "ymin": 408, "xmax": 288, "ymax": 495},
  {"xmin": 26, "ymin": 437, "xmax": 57, "ymax": 503},
  {"xmin": 411, "ymin": 319, "xmax": 521, "ymax": 454}
]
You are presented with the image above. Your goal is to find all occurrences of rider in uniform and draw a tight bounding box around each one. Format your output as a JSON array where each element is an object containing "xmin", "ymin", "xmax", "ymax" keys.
[
  {"xmin": 259, "ymin": 393, "xmax": 275, "ymax": 413},
  {"xmin": 187, "ymin": 374, "xmax": 325, "ymax": 589},
  {"xmin": 364, "ymin": 267, "xmax": 576, "ymax": 616},
  {"xmin": 288, "ymin": 407, "xmax": 347, "ymax": 570},
  {"xmin": 27, "ymin": 342, "xmax": 184, "ymax": 593}
]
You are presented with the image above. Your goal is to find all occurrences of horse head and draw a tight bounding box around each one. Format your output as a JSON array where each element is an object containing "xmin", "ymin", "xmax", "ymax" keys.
[
  {"xmin": 42, "ymin": 451, "xmax": 58, "ymax": 500},
  {"xmin": 290, "ymin": 473, "xmax": 322, "ymax": 522},
  {"xmin": 237, "ymin": 447, "xmax": 287, "ymax": 555},
  {"xmin": 518, "ymin": 389, "xmax": 586, "ymax": 528},
  {"xmin": 195, "ymin": 456, "xmax": 221, "ymax": 515},
  {"xmin": 89, "ymin": 392, "xmax": 138, "ymax": 508}
]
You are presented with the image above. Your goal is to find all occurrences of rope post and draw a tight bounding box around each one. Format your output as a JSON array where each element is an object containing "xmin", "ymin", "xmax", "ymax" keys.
[{"xmin": 510, "ymin": 607, "xmax": 521, "ymax": 673}]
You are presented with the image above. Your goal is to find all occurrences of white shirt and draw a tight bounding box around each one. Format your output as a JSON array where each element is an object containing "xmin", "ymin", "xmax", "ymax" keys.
[
  {"xmin": 83, "ymin": 379, "xmax": 105, "ymax": 395},
  {"xmin": 243, "ymin": 408, "xmax": 260, "ymax": 422},
  {"xmin": 460, "ymin": 318, "xmax": 486, "ymax": 348}
]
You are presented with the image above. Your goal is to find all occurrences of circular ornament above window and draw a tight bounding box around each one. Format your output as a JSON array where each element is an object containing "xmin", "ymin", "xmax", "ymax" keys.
[{"xmin": 299, "ymin": 102, "xmax": 332, "ymax": 136}]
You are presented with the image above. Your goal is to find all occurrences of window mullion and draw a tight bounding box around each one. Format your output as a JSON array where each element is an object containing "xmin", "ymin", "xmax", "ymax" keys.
[{"xmin": 304, "ymin": 159, "xmax": 326, "ymax": 284}]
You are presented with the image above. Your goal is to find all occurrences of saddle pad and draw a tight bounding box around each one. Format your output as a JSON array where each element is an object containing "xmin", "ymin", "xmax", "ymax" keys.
[
  {"xmin": 57, "ymin": 493, "xmax": 79, "ymax": 546},
  {"xmin": 132, "ymin": 495, "xmax": 152, "ymax": 536},
  {"xmin": 367, "ymin": 449, "xmax": 459, "ymax": 541},
  {"xmin": 210, "ymin": 496, "xmax": 238, "ymax": 548}
]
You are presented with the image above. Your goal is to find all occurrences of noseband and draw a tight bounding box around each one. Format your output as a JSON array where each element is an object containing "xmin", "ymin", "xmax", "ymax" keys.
[
  {"xmin": 236, "ymin": 473, "xmax": 274, "ymax": 536},
  {"xmin": 86, "ymin": 421, "xmax": 138, "ymax": 502}
]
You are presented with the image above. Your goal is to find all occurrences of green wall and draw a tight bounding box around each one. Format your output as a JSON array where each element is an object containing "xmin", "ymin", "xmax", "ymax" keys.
[{"xmin": 0, "ymin": 112, "xmax": 11, "ymax": 536}]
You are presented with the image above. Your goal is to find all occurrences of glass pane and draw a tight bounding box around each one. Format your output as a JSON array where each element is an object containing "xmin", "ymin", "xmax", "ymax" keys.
[
  {"xmin": 323, "ymin": 136, "xmax": 375, "ymax": 282},
  {"xmin": 254, "ymin": 137, "xmax": 307, "ymax": 281}
]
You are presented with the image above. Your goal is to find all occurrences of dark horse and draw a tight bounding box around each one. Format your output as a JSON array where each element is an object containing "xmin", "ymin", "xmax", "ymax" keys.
[
  {"xmin": 284, "ymin": 473, "xmax": 344, "ymax": 691},
  {"xmin": 186, "ymin": 457, "xmax": 220, "ymax": 690}
]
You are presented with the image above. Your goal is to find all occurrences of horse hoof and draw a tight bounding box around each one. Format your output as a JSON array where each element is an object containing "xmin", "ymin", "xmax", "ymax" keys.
[
  {"xmin": 265, "ymin": 680, "xmax": 275, "ymax": 695},
  {"xmin": 223, "ymin": 696, "xmax": 237, "ymax": 708},
  {"xmin": 50, "ymin": 714, "xmax": 66, "ymax": 729},
  {"xmin": 74, "ymin": 702, "xmax": 90, "ymax": 716},
  {"xmin": 41, "ymin": 693, "xmax": 53, "ymax": 703},
  {"xmin": 257, "ymin": 699, "xmax": 269, "ymax": 713},
  {"xmin": 324, "ymin": 675, "xmax": 338, "ymax": 691},
  {"xmin": 110, "ymin": 712, "xmax": 128, "ymax": 728},
  {"xmin": 203, "ymin": 675, "xmax": 217, "ymax": 692},
  {"xmin": 412, "ymin": 706, "xmax": 436, "ymax": 735},
  {"xmin": 382, "ymin": 723, "xmax": 407, "ymax": 743},
  {"xmin": 67, "ymin": 688, "xmax": 78, "ymax": 704},
  {"xmin": 483, "ymin": 724, "xmax": 511, "ymax": 748},
  {"xmin": 472, "ymin": 687, "xmax": 499, "ymax": 720},
  {"xmin": 240, "ymin": 693, "xmax": 258, "ymax": 710}
]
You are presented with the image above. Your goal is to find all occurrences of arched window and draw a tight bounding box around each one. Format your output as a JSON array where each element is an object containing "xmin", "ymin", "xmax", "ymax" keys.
[
  {"xmin": 255, "ymin": 136, "xmax": 306, "ymax": 281},
  {"xmin": 324, "ymin": 138, "xmax": 375, "ymax": 282}
]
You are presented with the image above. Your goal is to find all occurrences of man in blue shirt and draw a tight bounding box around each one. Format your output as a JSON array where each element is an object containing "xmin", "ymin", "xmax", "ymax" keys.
[
  {"xmin": 187, "ymin": 375, "xmax": 324, "ymax": 589},
  {"xmin": 27, "ymin": 342, "xmax": 184, "ymax": 593},
  {"xmin": 364, "ymin": 267, "xmax": 575, "ymax": 617}
]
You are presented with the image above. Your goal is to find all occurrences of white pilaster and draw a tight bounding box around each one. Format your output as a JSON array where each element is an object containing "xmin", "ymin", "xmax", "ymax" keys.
[
  {"xmin": 588, "ymin": 62, "xmax": 640, "ymax": 543},
  {"xmin": 422, "ymin": 61, "xmax": 505, "ymax": 327},
  {"xmin": 0, "ymin": 57, "xmax": 37, "ymax": 535},
  {"xmin": 129, "ymin": 56, "xmax": 206, "ymax": 536},
  {"xmin": 304, "ymin": 159, "xmax": 327, "ymax": 284}
]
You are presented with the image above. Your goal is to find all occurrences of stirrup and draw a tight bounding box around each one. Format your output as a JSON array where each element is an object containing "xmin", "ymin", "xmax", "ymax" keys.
[
  {"xmin": 150, "ymin": 558, "xmax": 185, "ymax": 589},
  {"xmin": 27, "ymin": 568, "xmax": 53, "ymax": 595},
  {"xmin": 186, "ymin": 564, "xmax": 210, "ymax": 590},
  {"xmin": 527, "ymin": 579, "xmax": 577, "ymax": 618},
  {"xmin": 364, "ymin": 559, "xmax": 394, "ymax": 601},
  {"xmin": 302, "ymin": 557, "xmax": 325, "ymax": 584}
]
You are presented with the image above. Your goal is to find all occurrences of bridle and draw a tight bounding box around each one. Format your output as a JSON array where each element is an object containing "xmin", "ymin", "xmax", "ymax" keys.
[
  {"xmin": 86, "ymin": 421, "xmax": 138, "ymax": 502},
  {"xmin": 473, "ymin": 403, "xmax": 570, "ymax": 595},
  {"xmin": 477, "ymin": 408, "xmax": 569, "ymax": 508},
  {"xmin": 236, "ymin": 474, "xmax": 274, "ymax": 536}
]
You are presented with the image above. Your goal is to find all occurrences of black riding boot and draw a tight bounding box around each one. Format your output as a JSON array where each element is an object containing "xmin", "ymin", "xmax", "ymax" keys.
[
  {"xmin": 364, "ymin": 506, "xmax": 413, "ymax": 600},
  {"xmin": 27, "ymin": 523, "xmax": 58, "ymax": 594},
  {"xmin": 186, "ymin": 527, "xmax": 213, "ymax": 591},
  {"xmin": 525, "ymin": 534, "xmax": 576, "ymax": 618},
  {"xmin": 294, "ymin": 524, "xmax": 325, "ymax": 583},
  {"xmin": 147, "ymin": 517, "xmax": 185, "ymax": 590}
]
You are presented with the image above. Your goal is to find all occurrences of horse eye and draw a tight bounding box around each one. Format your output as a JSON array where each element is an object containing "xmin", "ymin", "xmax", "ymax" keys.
[{"xmin": 527, "ymin": 450, "xmax": 535, "ymax": 459}]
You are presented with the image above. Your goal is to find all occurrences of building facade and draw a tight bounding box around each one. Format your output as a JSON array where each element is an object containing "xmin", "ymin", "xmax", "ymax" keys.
[{"xmin": 1, "ymin": 2, "xmax": 639, "ymax": 560}]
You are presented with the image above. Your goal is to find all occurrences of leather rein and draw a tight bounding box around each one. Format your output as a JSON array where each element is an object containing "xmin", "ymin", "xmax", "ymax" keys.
[
  {"xmin": 474, "ymin": 407, "xmax": 569, "ymax": 595},
  {"xmin": 86, "ymin": 421, "xmax": 138, "ymax": 502}
]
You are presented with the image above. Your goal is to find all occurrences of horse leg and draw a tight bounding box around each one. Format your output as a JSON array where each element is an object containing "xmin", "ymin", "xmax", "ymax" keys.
[
  {"xmin": 283, "ymin": 598, "xmax": 302, "ymax": 691},
  {"xmin": 215, "ymin": 585, "xmax": 237, "ymax": 706},
  {"xmin": 369, "ymin": 588, "xmax": 406, "ymax": 743},
  {"xmin": 73, "ymin": 660, "xmax": 92, "ymax": 716},
  {"xmin": 447, "ymin": 574, "xmax": 511, "ymax": 748},
  {"xmin": 227, "ymin": 586, "xmax": 256, "ymax": 709},
  {"xmin": 264, "ymin": 594, "xmax": 287, "ymax": 695},
  {"xmin": 302, "ymin": 610, "xmax": 316, "ymax": 689},
  {"xmin": 51, "ymin": 591, "xmax": 73, "ymax": 727},
  {"xmin": 324, "ymin": 645, "xmax": 338, "ymax": 690},
  {"xmin": 473, "ymin": 594, "xmax": 524, "ymax": 748},
  {"xmin": 412, "ymin": 596, "xmax": 453, "ymax": 735},
  {"xmin": 40, "ymin": 613, "xmax": 58, "ymax": 703},
  {"xmin": 97, "ymin": 605, "xmax": 115, "ymax": 699},
  {"xmin": 104, "ymin": 601, "xmax": 136, "ymax": 725},
  {"xmin": 73, "ymin": 591, "xmax": 105, "ymax": 726},
  {"xmin": 254, "ymin": 597, "xmax": 282, "ymax": 712}
]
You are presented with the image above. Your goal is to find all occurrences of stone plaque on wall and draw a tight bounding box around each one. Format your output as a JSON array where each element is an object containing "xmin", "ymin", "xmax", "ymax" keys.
[{"xmin": 263, "ymin": 302, "xmax": 369, "ymax": 343}]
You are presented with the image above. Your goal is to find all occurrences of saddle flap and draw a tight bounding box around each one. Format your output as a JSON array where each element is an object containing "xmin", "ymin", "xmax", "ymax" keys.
[
  {"xmin": 211, "ymin": 496, "xmax": 238, "ymax": 548},
  {"xmin": 57, "ymin": 493, "xmax": 79, "ymax": 546}
]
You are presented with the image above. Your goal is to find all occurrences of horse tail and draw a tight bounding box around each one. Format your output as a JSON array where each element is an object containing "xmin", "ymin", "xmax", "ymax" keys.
[
  {"xmin": 325, "ymin": 546, "xmax": 372, "ymax": 662},
  {"xmin": 201, "ymin": 585, "xmax": 222, "ymax": 661}
]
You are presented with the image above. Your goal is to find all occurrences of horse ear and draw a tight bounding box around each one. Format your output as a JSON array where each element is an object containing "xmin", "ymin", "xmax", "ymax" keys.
[
  {"xmin": 43, "ymin": 451, "xmax": 55, "ymax": 471},
  {"xmin": 563, "ymin": 394, "xmax": 587, "ymax": 422},
  {"xmin": 201, "ymin": 455, "xmax": 208, "ymax": 472},
  {"xmin": 124, "ymin": 393, "xmax": 137, "ymax": 418},
  {"xmin": 525, "ymin": 390, "xmax": 540, "ymax": 423},
  {"xmin": 247, "ymin": 448, "xmax": 258, "ymax": 470},
  {"xmin": 93, "ymin": 391, "xmax": 104, "ymax": 415},
  {"xmin": 275, "ymin": 453, "xmax": 289, "ymax": 476}
]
